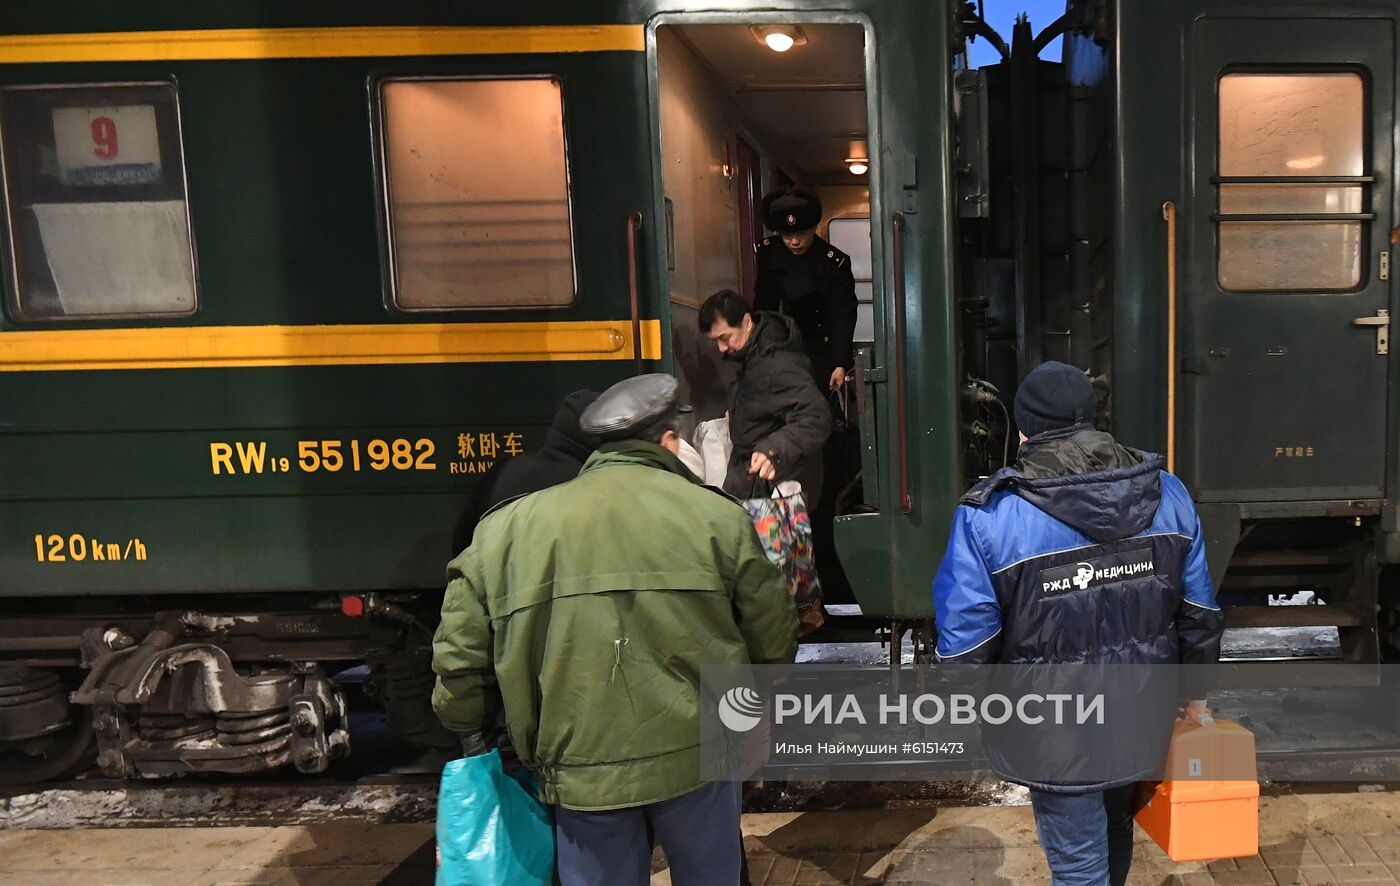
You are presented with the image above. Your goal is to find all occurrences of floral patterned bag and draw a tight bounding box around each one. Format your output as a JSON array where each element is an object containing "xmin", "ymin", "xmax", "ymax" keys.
[{"xmin": 743, "ymin": 480, "xmax": 825, "ymax": 636}]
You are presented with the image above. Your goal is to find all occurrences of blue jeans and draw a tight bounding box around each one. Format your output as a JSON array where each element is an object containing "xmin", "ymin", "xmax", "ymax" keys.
[
  {"xmin": 554, "ymin": 780, "xmax": 742, "ymax": 886},
  {"xmin": 1029, "ymin": 784, "xmax": 1138, "ymax": 886}
]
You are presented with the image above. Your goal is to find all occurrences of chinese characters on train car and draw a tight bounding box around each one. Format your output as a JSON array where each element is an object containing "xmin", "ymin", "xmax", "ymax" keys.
[
  {"xmin": 206, "ymin": 432, "xmax": 528, "ymax": 476},
  {"xmin": 452, "ymin": 432, "xmax": 524, "ymax": 474}
]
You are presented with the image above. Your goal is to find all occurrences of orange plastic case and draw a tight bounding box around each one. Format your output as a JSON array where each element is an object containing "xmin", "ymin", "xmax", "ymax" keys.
[{"xmin": 1134, "ymin": 719, "xmax": 1259, "ymax": 862}]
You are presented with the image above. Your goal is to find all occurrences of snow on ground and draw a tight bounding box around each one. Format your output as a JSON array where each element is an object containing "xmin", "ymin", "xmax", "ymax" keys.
[{"xmin": 802, "ymin": 597, "xmax": 1343, "ymax": 664}]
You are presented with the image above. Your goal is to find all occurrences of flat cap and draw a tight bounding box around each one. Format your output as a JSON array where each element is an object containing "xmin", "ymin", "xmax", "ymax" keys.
[
  {"xmin": 580, "ymin": 373, "xmax": 692, "ymax": 442},
  {"xmin": 761, "ymin": 186, "xmax": 822, "ymax": 234}
]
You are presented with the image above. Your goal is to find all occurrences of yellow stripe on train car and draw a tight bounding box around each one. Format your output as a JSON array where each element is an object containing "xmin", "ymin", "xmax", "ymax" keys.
[
  {"xmin": 0, "ymin": 320, "xmax": 663, "ymax": 372},
  {"xmin": 0, "ymin": 25, "xmax": 646, "ymax": 64}
]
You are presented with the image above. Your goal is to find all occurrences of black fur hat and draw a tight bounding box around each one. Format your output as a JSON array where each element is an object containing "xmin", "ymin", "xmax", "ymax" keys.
[{"xmin": 761, "ymin": 185, "xmax": 822, "ymax": 234}]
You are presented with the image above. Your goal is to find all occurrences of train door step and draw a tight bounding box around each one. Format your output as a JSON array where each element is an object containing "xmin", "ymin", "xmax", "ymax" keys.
[
  {"xmin": 1213, "ymin": 660, "xmax": 1379, "ymax": 689},
  {"xmin": 1225, "ymin": 605, "xmax": 1365, "ymax": 629},
  {"xmin": 1228, "ymin": 549, "xmax": 1354, "ymax": 568}
]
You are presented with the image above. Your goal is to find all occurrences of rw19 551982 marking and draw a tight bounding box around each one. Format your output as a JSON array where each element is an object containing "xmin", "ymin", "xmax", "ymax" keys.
[
  {"xmin": 209, "ymin": 438, "xmax": 438, "ymax": 475},
  {"xmin": 208, "ymin": 431, "xmax": 527, "ymax": 476}
]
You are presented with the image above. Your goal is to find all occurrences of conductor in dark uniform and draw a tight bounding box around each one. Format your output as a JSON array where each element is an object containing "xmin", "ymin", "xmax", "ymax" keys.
[{"xmin": 753, "ymin": 185, "xmax": 859, "ymax": 393}]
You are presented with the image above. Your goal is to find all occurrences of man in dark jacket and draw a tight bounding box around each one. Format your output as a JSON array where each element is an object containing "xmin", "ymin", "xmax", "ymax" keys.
[
  {"xmin": 698, "ymin": 289, "xmax": 831, "ymax": 503},
  {"xmin": 932, "ymin": 361, "xmax": 1224, "ymax": 886},
  {"xmin": 449, "ymin": 389, "xmax": 599, "ymax": 554}
]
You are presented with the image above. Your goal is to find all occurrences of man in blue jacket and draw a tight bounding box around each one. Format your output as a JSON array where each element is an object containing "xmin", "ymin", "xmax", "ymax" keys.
[{"xmin": 932, "ymin": 361, "xmax": 1224, "ymax": 886}]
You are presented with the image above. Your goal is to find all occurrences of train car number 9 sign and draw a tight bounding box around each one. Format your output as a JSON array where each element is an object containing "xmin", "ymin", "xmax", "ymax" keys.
[{"xmin": 51, "ymin": 104, "xmax": 162, "ymax": 186}]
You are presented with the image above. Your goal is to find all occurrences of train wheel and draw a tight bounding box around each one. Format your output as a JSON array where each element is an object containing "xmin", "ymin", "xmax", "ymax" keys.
[
  {"xmin": 0, "ymin": 709, "xmax": 94, "ymax": 785},
  {"xmin": 0, "ymin": 666, "xmax": 94, "ymax": 785}
]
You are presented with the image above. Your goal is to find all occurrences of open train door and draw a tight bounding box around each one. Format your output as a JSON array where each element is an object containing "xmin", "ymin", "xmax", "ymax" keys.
[{"xmin": 1183, "ymin": 18, "xmax": 1393, "ymax": 507}]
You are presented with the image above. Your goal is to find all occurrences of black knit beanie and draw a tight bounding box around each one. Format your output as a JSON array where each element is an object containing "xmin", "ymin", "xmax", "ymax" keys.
[{"xmin": 1014, "ymin": 361, "xmax": 1096, "ymax": 439}]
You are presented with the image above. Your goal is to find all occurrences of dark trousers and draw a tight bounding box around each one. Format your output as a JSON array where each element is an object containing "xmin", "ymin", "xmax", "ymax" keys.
[
  {"xmin": 555, "ymin": 780, "xmax": 742, "ymax": 886},
  {"xmin": 1028, "ymin": 784, "xmax": 1138, "ymax": 886}
]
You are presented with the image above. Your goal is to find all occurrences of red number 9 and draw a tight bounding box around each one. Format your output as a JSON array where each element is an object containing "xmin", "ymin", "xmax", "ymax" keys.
[{"xmin": 91, "ymin": 116, "xmax": 118, "ymax": 160}]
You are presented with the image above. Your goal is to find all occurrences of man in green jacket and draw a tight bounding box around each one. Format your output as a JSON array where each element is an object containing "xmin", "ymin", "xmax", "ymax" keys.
[{"xmin": 432, "ymin": 373, "xmax": 798, "ymax": 886}]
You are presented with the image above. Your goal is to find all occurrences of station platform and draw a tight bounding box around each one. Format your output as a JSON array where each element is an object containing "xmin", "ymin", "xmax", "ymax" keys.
[
  {"xmin": 0, "ymin": 787, "xmax": 1397, "ymax": 885},
  {"xmin": 739, "ymin": 790, "xmax": 1400, "ymax": 885}
]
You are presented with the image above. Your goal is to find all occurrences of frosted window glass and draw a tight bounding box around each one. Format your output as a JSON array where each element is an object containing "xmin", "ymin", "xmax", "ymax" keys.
[
  {"xmin": 1219, "ymin": 74, "xmax": 1363, "ymax": 177},
  {"xmin": 1219, "ymin": 222, "xmax": 1361, "ymax": 291},
  {"xmin": 829, "ymin": 220, "xmax": 873, "ymax": 339},
  {"xmin": 855, "ymin": 303, "xmax": 875, "ymax": 343},
  {"xmin": 381, "ymin": 79, "xmax": 574, "ymax": 309},
  {"xmin": 827, "ymin": 217, "xmax": 872, "ymax": 280},
  {"xmin": 1217, "ymin": 73, "xmax": 1368, "ymax": 292},
  {"xmin": 1219, "ymin": 184, "xmax": 1362, "ymax": 214}
]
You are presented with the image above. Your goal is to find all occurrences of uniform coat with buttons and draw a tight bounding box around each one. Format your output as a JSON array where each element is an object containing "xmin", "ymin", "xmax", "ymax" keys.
[{"xmin": 753, "ymin": 234, "xmax": 859, "ymax": 386}]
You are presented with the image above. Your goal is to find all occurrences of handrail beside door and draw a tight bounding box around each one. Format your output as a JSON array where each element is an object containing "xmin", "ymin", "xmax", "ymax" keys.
[{"xmin": 892, "ymin": 210, "xmax": 912, "ymax": 514}]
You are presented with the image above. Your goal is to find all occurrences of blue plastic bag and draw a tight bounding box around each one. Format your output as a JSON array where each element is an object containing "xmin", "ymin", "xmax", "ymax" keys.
[{"xmin": 436, "ymin": 749, "xmax": 555, "ymax": 886}]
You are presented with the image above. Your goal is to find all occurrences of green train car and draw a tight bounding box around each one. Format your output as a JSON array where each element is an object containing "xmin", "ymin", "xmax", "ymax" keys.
[
  {"xmin": 0, "ymin": 1, "xmax": 955, "ymax": 782},
  {"xmin": 0, "ymin": 0, "xmax": 1395, "ymax": 783},
  {"xmin": 961, "ymin": 1, "xmax": 1400, "ymax": 666}
]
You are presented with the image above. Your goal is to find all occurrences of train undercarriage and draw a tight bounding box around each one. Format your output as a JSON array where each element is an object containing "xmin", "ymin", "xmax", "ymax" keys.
[
  {"xmin": 7, "ymin": 517, "xmax": 1400, "ymax": 787},
  {"xmin": 0, "ymin": 594, "xmax": 451, "ymax": 784}
]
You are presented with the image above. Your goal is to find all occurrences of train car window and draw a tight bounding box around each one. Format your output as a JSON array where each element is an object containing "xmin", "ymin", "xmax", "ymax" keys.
[
  {"xmin": 378, "ymin": 78, "xmax": 575, "ymax": 310},
  {"xmin": 827, "ymin": 217, "xmax": 875, "ymax": 343},
  {"xmin": 0, "ymin": 82, "xmax": 198, "ymax": 320},
  {"xmin": 1217, "ymin": 73, "xmax": 1365, "ymax": 291}
]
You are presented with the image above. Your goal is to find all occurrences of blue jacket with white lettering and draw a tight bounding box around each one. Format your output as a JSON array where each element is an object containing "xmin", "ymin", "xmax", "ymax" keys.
[
  {"xmin": 933, "ymin": 426, "xmax": 1221, "ymax": 666},
  {"xmin": 931, "ymin": 427, "xmax": 1224, "ymax": 791}
]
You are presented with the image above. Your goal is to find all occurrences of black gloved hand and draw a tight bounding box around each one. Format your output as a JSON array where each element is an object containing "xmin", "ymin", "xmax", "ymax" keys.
[{"xmin": 459, "ymin": 731, "xmax": 490, "ymax": 757}]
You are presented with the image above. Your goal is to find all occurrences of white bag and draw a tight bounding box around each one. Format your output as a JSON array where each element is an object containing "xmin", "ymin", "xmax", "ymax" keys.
[
  {"xmin": 676, "ymin": 439, "xmax": 706, "ymax": 479},
  {"xmin": 692, "ymin": 416, "xmax": 733, "ymax": 487}
]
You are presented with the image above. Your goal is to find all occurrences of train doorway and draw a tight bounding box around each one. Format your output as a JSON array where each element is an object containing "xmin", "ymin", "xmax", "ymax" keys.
[
  {"xmin": 651, "ymin": 20, "xmax": 876, "ymax": 609},
  {"xmin": 1183, "ymin": 18, "xmax": 1394, "ymax": 504}
]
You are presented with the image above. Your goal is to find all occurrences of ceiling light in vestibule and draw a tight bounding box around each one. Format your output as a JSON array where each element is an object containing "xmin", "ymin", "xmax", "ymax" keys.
[
  {"xmin": 845, "ymin": 140, "xmax": 869, "ymax": 176},
  {"xmin": 749, "ymin": 25, "xmax": 808, "ymax": 53}
]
